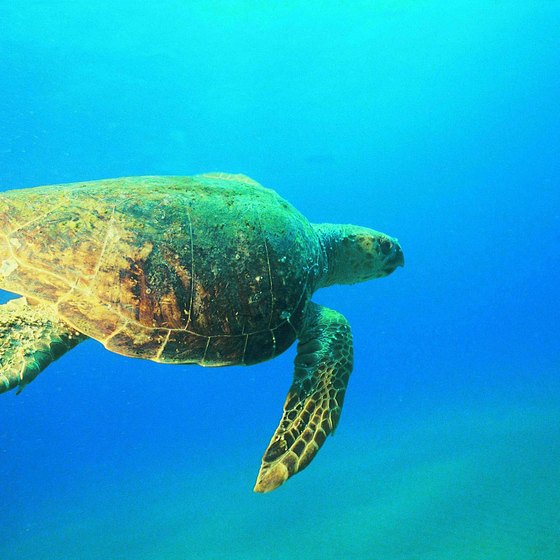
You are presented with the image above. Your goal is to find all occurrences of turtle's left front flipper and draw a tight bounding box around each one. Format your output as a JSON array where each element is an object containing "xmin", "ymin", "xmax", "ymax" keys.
[
  {"xmin": 0, "ymin": 298, "xmax": 87, "ymax": 395},
  {"xmin": 254, "ymin": 302, "xmax": 353, "ymax": 492}
]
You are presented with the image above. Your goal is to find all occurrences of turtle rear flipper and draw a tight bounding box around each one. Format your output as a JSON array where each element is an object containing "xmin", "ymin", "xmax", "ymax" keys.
[
  {"xmin": 0, "ymin": 298, "xmax": 86, "ymax": 394},
  {"xmin": 254, "ymin": 302, "xmax": 353, "ymax": 492}
]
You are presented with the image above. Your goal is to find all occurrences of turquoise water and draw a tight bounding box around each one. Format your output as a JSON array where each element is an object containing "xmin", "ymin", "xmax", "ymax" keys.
[{"xmin": 1, "ymin": 2, "xmax": 559, "ymax": 558}]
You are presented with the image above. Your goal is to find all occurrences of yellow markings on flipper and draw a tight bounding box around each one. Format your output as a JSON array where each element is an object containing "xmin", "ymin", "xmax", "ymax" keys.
[{"xmin": 254, "ymin": 303, "xmax": 353, "ymax": 493}]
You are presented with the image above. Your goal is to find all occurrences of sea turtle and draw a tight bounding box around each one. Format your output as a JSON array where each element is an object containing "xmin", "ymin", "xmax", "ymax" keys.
[{"xmin": 0, "ymin": 173, "xmax": 403, "ymax": 492}]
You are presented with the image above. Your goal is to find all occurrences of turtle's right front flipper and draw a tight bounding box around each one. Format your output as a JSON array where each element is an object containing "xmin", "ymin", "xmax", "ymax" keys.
[{"xmin": 0, "ymin": 297, "xmax": 86, "ymax": 394}]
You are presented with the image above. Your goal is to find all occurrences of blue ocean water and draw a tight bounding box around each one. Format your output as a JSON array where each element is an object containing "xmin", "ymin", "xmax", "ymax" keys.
[{"xmin": 1, "ymin": 2, "xmax": 559, "ymax": 558}]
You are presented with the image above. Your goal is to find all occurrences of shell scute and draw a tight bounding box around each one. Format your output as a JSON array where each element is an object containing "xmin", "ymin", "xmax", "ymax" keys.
[{"xmin": 159, "ymin": 331, "xmax": 208, "ymax": 364}]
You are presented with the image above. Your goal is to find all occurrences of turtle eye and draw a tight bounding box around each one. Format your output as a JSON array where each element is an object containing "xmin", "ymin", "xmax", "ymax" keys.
[{"xmin": 380, "ymin": 240, "xmax": 393, "ymax": 255}]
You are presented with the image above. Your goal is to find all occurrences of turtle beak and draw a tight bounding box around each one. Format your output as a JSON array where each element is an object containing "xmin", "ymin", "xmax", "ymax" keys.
[{"xmin": 383, "ymin": 241, "xmax": 404, "ymax": 274}]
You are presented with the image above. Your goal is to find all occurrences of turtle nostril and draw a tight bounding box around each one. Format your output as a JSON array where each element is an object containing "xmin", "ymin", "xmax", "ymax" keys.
[
  {"xmin": 393, "ymin": 246, "xmax": 404, "ymax": 267},
  {"xmin": 380, "ymin": 240, "xmax": 393, "ymax": 255}
]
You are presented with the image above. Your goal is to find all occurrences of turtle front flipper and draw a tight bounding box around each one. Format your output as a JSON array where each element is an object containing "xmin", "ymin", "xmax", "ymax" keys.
[
  {"xmin": 254, "ymin": 302, "xmax": 353, "ymax": 492},
  {"xmin": 0, "ymin": 298, "xmax": 86, "ymax": 394}
]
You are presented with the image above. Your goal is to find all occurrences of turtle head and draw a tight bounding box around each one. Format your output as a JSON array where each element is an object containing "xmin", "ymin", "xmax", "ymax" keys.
[{"xmin": 315, "ymin": 224, "xmax": 404, "ymax": 287}]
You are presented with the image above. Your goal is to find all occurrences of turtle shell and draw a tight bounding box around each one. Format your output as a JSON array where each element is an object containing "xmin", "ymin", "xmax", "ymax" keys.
[{"xmin": 0, "ymin": 174, "xmax": 323, "ymax": 365}]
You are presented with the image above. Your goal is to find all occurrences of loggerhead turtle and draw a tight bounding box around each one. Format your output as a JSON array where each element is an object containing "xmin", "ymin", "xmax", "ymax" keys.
[{"xmin": 0, "ymin": 173, "xmax": 403, "ymax": 492}]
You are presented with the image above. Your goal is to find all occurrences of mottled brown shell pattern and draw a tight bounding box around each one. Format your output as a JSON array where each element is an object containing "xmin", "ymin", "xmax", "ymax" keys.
[{"xmin": 0, "ymin": 174, "xmax": 323, "ymax": 365}]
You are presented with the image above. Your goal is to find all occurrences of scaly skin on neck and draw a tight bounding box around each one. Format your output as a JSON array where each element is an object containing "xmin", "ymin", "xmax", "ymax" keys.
[{"xmin": 313, "ymin": 223, "xmax": 403, "ymax": 288}]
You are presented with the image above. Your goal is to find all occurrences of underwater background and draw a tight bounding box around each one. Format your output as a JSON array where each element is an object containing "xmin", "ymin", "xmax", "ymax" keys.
[{"xmin": 1, "ymin": 2, "xmax": 559, "ymax": 559}]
